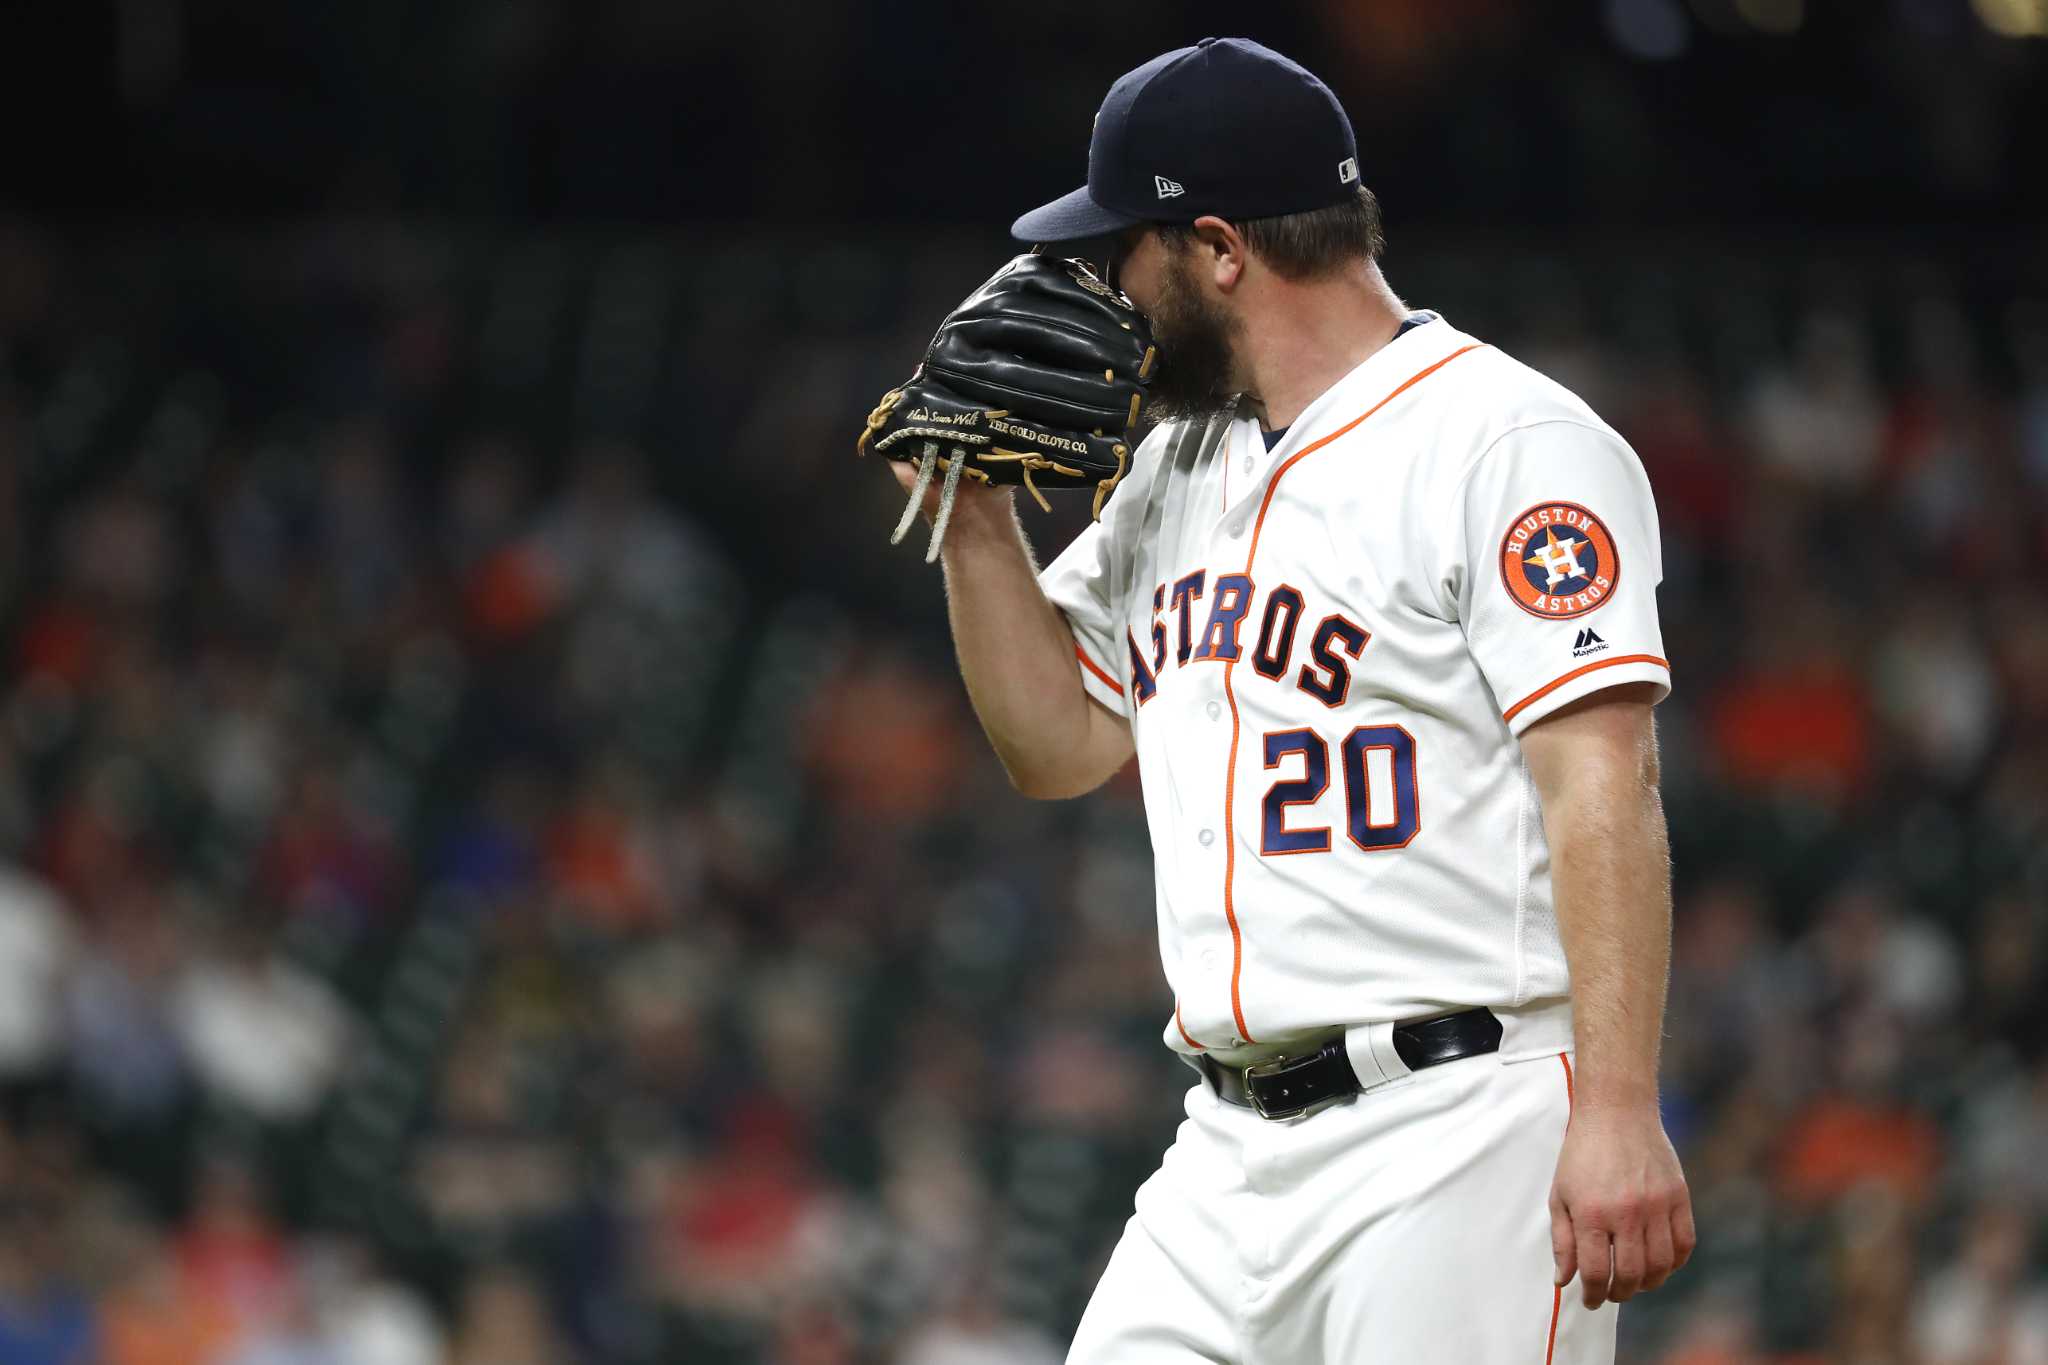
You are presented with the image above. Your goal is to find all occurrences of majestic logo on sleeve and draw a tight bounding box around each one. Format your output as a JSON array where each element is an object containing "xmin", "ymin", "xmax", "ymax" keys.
[{"xmin": 1499, "ymin": 502, "xmax": 1619, "ymax": 619}]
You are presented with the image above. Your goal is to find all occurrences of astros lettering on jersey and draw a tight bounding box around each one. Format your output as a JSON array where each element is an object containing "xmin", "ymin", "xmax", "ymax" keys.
[{"xmin": 1040, "ymin": 316, "xmax": 1670, "ymax": 1063}]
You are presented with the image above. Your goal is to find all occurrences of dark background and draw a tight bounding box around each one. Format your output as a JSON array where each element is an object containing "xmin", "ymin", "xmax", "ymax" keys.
[
  {"xmin": 0, "ymin": 4, "xmax": 2044, "ymax": 1365},
  {"xmin": 6, "ymin": 1, "xmax": 2046, "ymax": 231}
]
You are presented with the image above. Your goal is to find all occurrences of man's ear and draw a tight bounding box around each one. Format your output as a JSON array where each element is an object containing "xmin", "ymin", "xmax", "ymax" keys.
[{"xmin": 1190, "ymin": 215, "xmax": 1247, "ymax": 292}]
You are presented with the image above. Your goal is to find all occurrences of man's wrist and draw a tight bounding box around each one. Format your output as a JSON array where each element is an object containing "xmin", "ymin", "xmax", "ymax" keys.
[
  {"xmin": 1570, "ymin": 1074, "xmax": 1661, "ymax": 1114},
  {"xmin": 937, "ymin": 487, "xmax": 1021, "ymax": 551}
]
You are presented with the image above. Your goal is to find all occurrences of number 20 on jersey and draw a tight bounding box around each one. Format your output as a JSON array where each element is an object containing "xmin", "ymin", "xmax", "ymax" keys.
[{"xmin": 1124, "ymin": 570, "xmax": 1421, "ymax": 859}]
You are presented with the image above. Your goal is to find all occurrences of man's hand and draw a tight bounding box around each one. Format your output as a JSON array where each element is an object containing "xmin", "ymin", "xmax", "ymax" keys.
[{"xmin": 1549, "ymin": 1100, "xmax": 1695, "ymax": 1308}]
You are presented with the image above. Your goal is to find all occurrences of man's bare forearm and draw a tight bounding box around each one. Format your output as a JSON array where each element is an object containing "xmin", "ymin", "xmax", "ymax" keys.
[
  {"xmin": 937, "ymin": 491, "xmax": 1127, "ymax": 796},
  {"xmin": 1526, "ymin": 695, "xmax": 1694, "ymax": 1306},
  {"xmin": 1534, "ymin": 705, "xmax": 1672, "ymax": 1111}
]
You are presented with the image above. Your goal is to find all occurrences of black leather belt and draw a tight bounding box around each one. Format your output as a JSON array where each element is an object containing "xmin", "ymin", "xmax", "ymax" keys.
[{"xmin": 1197, "ymin": 1008, "xmax": 1504, "ymax": 1120}]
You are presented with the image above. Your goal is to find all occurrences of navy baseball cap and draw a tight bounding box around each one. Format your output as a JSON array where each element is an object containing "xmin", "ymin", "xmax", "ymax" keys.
[{"xmin": 1011, "ymin": 38, "xmax": 1361, "ymax": 243}]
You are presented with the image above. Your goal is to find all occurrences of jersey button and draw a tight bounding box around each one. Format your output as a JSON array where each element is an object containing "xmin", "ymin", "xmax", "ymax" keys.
[
  {"xmin": 1228, "ymin": 520, "xmax": 1245, "ymax": 537},
  {"xmin": 1198, "ymin": 828, "xmax": 1215, "ymax": 847},
  {"xmin": 1206, "ymin": 700, "xmax": 1222, "ymax": 720},
  {"xmin": 1242, "ymin": 456, "xmax": 1253, "ymax": 473}
]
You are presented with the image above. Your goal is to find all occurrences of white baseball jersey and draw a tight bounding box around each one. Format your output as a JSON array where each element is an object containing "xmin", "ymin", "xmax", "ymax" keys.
[{"xmin": 1039, "ymin": 314, "xmax": 1670, "ymax": 1059}]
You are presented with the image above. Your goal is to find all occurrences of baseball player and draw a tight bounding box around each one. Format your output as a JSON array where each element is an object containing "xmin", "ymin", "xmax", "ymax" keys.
[{"xmin": 861, "ymin": 37, "xmax": 1695, "ymax": 1364}]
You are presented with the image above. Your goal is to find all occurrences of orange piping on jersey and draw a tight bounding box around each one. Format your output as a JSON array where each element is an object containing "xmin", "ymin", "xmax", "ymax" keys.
[
  {"xmin": 1501, "ymin": 654, "xmax": 1669, "ymax": 725},
  {"xmin": 1219, "ymin": 675, "xmax": 1254, "ymax": 1041},
  {"xmin": 1075, "ymin": 643, "xmax": 1124, "ymax": 696},
  {"xmin": 1244, "ymin": 344, "xmax": 1489, "ymax": 564},
  {"xmin": 1217, "ymin": 342, "xmax": 1489, "ymax": 1047},
  {"xmin": 1545, "ymin": 1051, "xmax": 1574, "ymax": 1365},
  {"xmin": 1175, "ymin": 1000, "xmax": 1205, "ymax": 1050}
]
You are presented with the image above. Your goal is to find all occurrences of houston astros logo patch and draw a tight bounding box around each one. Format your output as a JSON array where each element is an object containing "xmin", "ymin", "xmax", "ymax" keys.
[{"xmin": 1499, "ymin": 502, "xmax": 1619, "ymax": 619}]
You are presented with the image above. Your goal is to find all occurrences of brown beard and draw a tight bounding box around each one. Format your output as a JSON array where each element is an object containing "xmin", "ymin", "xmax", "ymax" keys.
[{"xmin": 1142, "ymin": 248, "xmax": 1246, "ymax": 425}]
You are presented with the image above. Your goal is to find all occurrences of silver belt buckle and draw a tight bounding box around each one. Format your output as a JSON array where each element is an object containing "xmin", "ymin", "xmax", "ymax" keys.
[{"xmin": 1242, "ymin": 1054, "xmax": 1312, "ymax": 1120}]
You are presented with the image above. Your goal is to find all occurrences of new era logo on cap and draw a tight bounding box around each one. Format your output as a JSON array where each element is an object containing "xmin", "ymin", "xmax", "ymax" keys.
[
  {"xmin": 1338, "ymin": 156, "xmax": 1358, "ymax": 184},
  {"xmin": 1154, "ymin": 175, "xmax": 1185, "ymax": 199}
]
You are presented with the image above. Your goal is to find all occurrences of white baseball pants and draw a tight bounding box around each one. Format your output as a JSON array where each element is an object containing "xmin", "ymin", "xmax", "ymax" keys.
[{"xmin": 1067, "ymin": 1043, "xmax": 1615, "ymax": 1364}]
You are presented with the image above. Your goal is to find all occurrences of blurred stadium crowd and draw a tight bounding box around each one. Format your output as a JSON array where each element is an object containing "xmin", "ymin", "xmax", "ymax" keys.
[{"xmin": 0, "ymin": 209, "xmax": 2046, "ymax": 1365}]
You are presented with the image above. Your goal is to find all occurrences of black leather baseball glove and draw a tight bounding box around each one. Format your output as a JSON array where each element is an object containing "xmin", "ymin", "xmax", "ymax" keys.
[{"xmin": 858, "ymin": 252, "xmax": 1155, "ymax": 559}]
